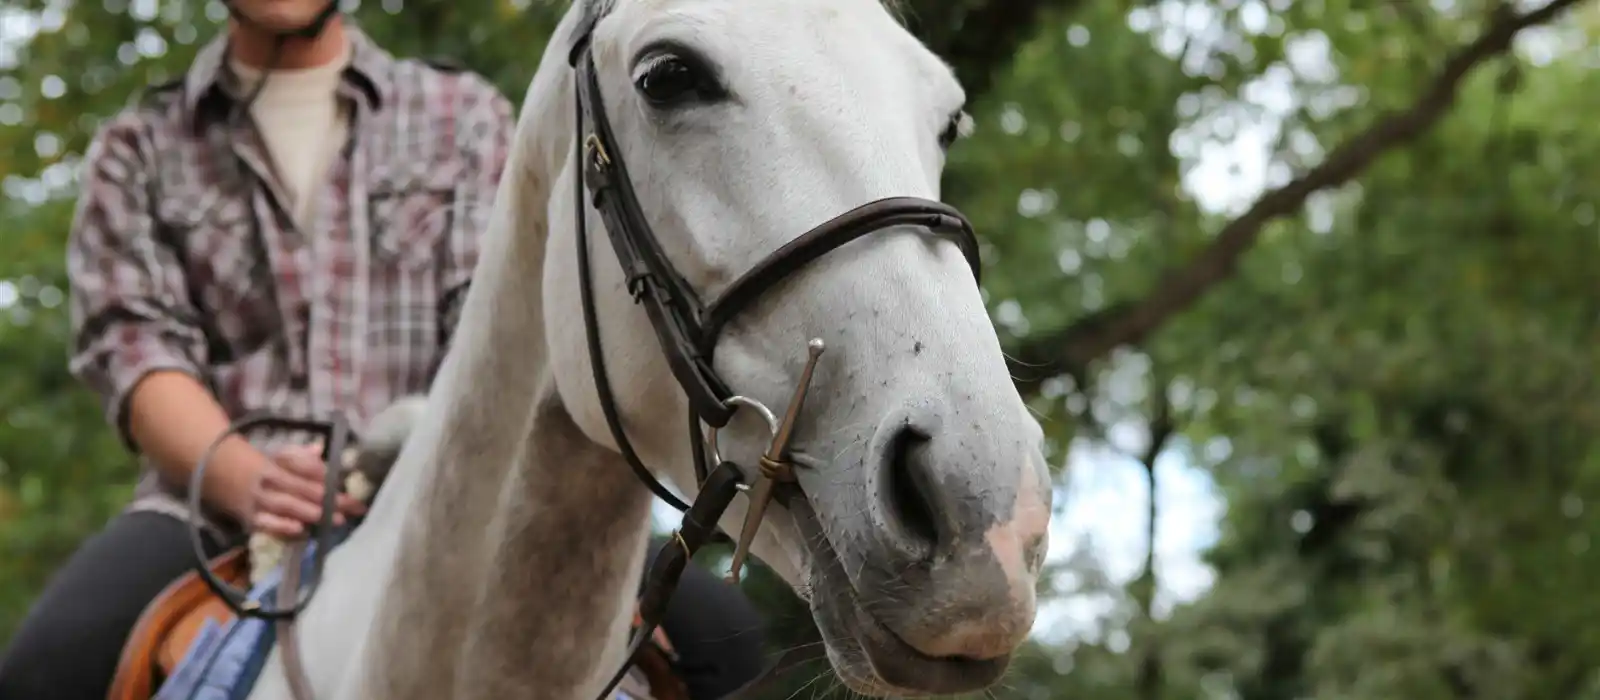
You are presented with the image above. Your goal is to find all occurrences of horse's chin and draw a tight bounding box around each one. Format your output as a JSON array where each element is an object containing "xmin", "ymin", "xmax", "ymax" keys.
[{"xmin": 787, "ymin": 497, "xmax": 1013, "ymax": 698}]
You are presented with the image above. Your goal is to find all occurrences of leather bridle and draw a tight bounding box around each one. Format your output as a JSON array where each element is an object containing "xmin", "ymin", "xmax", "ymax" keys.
[
  {"xmin": 182, "ymin": 14, "xmax": 985, "ymax": 700},
  {"xmin": 565, "ymin": 13, "xmax": 983, "ymax": 700}
]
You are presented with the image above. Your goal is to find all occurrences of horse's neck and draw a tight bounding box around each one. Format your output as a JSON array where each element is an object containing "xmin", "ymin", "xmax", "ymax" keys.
[
  {"xmin": 452, "ymin": 388, "xmax": 655, "ymax": 699},
  {"xmin": 354, "ymin": 262, "xmax": 653, "ymax": 700},
  {"xmin": 345, "ymin": 149, "xmax": 557, "ymax": 698},
  {"xmin": 343, "ymin": 64, "xmax": 650, "ymax": 700}
]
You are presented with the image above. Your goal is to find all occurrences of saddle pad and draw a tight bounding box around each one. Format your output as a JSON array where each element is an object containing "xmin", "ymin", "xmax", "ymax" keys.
[
  {"xmin": 154, "ymin": 540, "xmax": 319, "ymax": 700},
  {"xmin": 108, "ymin": 548, "xmax": 251, "ymax": 700},
  {"xmin": 149, "ymin": 542, "xmax": 679, "ymax": 700}
]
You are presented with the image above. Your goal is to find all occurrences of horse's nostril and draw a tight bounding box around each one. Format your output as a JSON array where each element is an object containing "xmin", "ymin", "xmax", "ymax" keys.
[{"xmin": 882, "ymin": 426, "xmax": 941, "ymax": 559}]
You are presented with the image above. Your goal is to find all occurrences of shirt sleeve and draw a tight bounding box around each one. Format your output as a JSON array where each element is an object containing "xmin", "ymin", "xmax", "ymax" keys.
[
  {"xmin": 66, "ymin": 114, "xmax": 209, "ymax": 450},
  {"xmin": 438, "ymin": 77, "xmax": 516, "ymax": 349}
]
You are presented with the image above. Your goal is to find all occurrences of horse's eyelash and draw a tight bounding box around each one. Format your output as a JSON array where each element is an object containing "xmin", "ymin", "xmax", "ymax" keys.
[{"xmin": 634, "ymin": 54, "xmax": 672, "ymax": 76}]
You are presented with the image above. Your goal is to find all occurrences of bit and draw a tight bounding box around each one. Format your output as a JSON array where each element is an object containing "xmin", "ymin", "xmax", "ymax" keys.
[{"xmin": 726, "ymin": 338, "xmax": 826, "ymax": 583}]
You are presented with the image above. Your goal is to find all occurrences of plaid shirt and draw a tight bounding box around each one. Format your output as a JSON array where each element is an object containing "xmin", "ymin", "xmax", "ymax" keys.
[{"xmin": 66, "ymin": 26, "xmax": 513, "ymax": 533}]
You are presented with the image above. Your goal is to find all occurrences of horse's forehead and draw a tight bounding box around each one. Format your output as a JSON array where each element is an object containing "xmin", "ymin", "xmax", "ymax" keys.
[
  {"xmin": 602, "ymin": 0, "xmax": 943, "ymax": 109},
  {"xmin": 616, "ymin": 0, "xmax": 888, "ymax": 22},
  {"xmin": 716, "ymin": 0, "xmax": 890, "ymax": 31},
  {"xmin": 608, "ymin": 0, "xmax": 908, "ymax": 57}
]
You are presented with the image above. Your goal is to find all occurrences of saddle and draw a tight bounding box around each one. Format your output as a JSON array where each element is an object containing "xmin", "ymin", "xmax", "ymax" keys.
[{"xmin": 106, "ymin": 545, "xmax": 689, "ymax": 700}]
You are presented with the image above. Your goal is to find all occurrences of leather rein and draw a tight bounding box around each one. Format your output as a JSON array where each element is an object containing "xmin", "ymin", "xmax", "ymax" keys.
[{"xmin": 181, "ymin": 17, "xmax": 984, "ymax": 700}]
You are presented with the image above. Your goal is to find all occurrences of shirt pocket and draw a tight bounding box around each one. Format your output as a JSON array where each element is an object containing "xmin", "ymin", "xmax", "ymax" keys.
[
  {"xmin": 365, "ymin": 166, "xmax": 460, "ymax": 380},
  {"xmin": 369, "ymin": 167, "xmax": 459, "ymax": 273}
]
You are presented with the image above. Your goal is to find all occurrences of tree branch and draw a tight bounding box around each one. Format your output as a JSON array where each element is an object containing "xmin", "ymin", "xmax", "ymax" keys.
[
  {"xmin": 1007, "ymin": 0, "xmax": 1590, "ymax": 395},
  {"xmin": 1134, "ymin": 372, "xmax": 1173, "ymax": 700},
  {"xmin": 906, "ymin": 0, "xmax": 1089, "ymax": 99}
]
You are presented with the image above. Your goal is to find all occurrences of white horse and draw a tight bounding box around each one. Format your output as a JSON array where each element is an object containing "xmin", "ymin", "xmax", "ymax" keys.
[{"xmin": 245, "ymin": 0, "xmax": 1052, "ymax": 698}]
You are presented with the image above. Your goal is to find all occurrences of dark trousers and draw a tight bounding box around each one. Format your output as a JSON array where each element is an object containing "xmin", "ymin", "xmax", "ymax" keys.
[
  {"xmin": 0, "ymin": 512, "xmax": 236, "ymax": 700},
  {"xmin": 0, "ymin": 513, "xmax": 766, "ymax": 700},
  {"xmin": 644, "ymin": 537, "xmax": 769, "ymax": 699}
]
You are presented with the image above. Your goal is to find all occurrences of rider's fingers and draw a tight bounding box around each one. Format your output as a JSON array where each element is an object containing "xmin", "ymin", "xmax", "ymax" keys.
[
  {"xmin": 257, "ymin": 489, "xmax": 323, "ymax": 525},
  {"xmin": 275, "ymin": 445, "xmax": 328, "ymax": 481},
  {"xmin": 261, "ymin": 463, "xmax": 324, "ymax": 506},
  {"xmin": 253, "ymin": 511, "xmax": 305, "ymax": 539},
  {"xmin": 337, "ymin": 493, "xmax": 367, "ymax": 517},
  {"xmin": 258, "ymin": 487, "xmax": 349, "ymax": 528}
]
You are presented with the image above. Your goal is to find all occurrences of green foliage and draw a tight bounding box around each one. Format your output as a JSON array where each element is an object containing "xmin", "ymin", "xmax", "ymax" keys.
[{"xmin": 3, "ymin": 0, "xmax": 1598, "ymax": 698}]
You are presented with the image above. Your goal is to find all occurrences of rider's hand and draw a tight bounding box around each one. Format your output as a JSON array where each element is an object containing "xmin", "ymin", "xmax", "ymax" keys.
[{"xmin": 247, "ymin": 443, "xmax": 368, "ymax": 539}]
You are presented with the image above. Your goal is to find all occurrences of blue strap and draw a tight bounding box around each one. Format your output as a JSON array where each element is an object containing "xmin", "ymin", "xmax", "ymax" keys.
[{"xmin": 156, "ymin": 531, "xmax": 347, "ymax": 700}]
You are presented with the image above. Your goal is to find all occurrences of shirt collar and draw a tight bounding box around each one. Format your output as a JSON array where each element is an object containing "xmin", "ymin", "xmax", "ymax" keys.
[{"xmin": 182, "ymin": 22, "xmax": 392, "ymax": 125}]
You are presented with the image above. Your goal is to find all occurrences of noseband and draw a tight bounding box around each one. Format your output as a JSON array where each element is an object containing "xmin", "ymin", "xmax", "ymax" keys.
[{"xmin": 565, "ymin": 20, "xmax": 982, "ymax": 700}]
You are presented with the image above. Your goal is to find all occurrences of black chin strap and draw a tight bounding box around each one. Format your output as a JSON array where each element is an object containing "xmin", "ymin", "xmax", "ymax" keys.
[{"xmin": 224, "ymin": 0, "xmax": 341, "ymax": 41}]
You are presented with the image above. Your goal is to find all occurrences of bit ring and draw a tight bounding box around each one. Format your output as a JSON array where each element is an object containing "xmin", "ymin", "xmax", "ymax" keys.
[{"xmin": 704, "ymin": 395, "xmax": 780, "ymax": 467}]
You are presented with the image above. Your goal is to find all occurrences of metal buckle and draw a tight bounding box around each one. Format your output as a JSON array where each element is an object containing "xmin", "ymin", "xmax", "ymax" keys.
[{"xmin": 585, "ymin": 133, "xmax": 611, "ymax": 169}]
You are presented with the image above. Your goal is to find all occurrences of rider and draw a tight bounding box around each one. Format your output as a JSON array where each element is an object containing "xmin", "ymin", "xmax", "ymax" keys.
[{"xmin": 0, "ymin": 2, "xmax": 765, "ymax": 699}]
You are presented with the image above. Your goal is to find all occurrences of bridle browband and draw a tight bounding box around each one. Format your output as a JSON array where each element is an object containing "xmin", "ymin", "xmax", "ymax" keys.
[{"xmin": 182, "ymin": 11, "xmax": 986, "ymax": 700}]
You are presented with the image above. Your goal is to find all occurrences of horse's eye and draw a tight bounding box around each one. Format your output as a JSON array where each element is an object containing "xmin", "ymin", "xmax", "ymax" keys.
[
  {"xmin": 939, "ymin": 110, "xmax": 971, "ymax": 150},
  {"xmin": 634, "ymin": 54, "xmax": 712, "ymax": 107}
]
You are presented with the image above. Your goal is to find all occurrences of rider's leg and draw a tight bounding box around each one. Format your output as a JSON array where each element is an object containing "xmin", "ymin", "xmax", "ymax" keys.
[
  {"xmin": 648, "ymin": 538, "xmax": 769, "ymax": 700},
  {"xmin": 0, "ymin": 511, "xmax": 236, "ymax": 700}
]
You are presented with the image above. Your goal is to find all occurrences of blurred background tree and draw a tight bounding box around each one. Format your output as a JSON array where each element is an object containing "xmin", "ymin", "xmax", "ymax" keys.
[{"xmin": 2, "ymin": 0, "xmax": 1597, "ymax": 698}]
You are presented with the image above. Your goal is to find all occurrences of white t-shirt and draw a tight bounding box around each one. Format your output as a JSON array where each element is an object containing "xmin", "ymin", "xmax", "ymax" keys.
[{"xmin": 230, "ymin": 44, "xmax": 352, "ymax": 230}]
